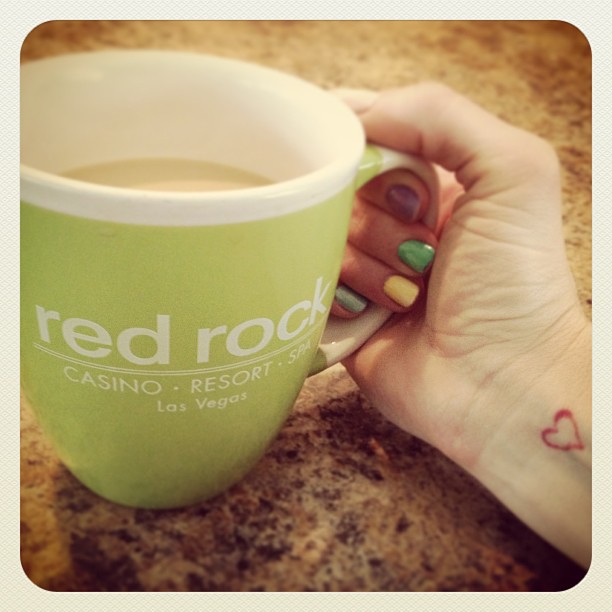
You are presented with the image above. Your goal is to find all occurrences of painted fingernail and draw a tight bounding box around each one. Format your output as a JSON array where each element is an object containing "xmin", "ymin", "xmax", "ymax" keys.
[
  {"xmin": 397, "ymin": 240, "xmax": 436, "ymax": 273},
  {"xmin": 386, "ymin": 185, "xmax": 420, "ymax": 223},
  {"xmin": 383, "ymin": 275, "xmax": 420, "ymax": 308},
  {"xmin": 335, "ymin": 284, "xmax": 369, "ymax": 313}
]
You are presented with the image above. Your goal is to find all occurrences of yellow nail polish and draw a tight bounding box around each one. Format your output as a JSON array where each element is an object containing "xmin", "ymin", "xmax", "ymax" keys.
[{"xmin": 383, "ymin": 275, "xmax": 420, "ymax": 307}]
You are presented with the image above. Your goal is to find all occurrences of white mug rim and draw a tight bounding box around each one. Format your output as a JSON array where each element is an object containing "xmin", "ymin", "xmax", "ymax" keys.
[{"xmin": 20, "ymin": 50, "xmax": 365, "ymax": 226}]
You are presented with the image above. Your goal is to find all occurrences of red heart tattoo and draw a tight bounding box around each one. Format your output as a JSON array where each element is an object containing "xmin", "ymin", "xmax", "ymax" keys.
[{"xmin": 541, "ymin": 409, "xmax": 584, "ymax": 451}]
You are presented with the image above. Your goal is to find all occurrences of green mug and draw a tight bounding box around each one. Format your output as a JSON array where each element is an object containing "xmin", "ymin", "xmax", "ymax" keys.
[{"xmin": 21, "ymin": 50, "xmax": 439, "ymax": 508}]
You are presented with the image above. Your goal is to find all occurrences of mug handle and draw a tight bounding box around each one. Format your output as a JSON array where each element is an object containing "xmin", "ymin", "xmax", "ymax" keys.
[{"xmin": 309, "ymin": 144, "xmax": 440, "ymax": 375}]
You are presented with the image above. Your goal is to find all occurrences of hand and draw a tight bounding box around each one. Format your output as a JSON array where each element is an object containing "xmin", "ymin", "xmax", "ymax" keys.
[{"xmin": 334, "ymin": 83, "xmax": 592, "ymax": 567}]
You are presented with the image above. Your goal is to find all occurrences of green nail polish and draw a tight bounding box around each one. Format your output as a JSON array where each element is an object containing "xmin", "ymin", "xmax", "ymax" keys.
[
  {"xmin": 335, "ymin": 285, "xmax": 368, "ymax": 313},
  {"xmin": 397, "ymin": 240, "xmax": 435, "ymax": 273}
]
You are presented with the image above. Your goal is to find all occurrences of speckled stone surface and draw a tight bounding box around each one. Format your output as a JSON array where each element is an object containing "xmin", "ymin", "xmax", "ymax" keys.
[{"xmin": 20, "ymin": 20, "xmax": 591, "ymax": 592}]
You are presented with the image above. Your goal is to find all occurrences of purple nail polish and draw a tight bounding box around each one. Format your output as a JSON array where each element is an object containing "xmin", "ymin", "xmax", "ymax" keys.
[{"xmin": 386, "ymin": 185, "xmax": 420, "ymax": 223}]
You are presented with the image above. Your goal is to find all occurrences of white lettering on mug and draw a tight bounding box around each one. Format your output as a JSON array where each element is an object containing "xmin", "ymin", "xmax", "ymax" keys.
[
  {"xmin": 36, "ymin": 306, "xmax": 170, "ymax": 364},
  {"xmin": 309, "ymin": 276, "xmax": 330, "ymax": 324},
  {"xmin": 277, "ymin": 301, "xmax": 310, "ymax": 340},
  {"xmin": 226, "ymin": 317, "xmax": 275, "ymax": 357},
  {"xmin": 62, "ymin": 317, "xmax": 112, "ymax": 359},
  {"xmin": 195, "ymin": 277, "xmax": 330, "ymax": 363},
  {"xmin": 34, "ymin": 277, "xmax": 331, "ymax": 366},
  {"xmin": 116, "ymin": 315, "xmax": 170, "ymax": 366},
  {"xmin": 63, "ymin": 365, "xmax": 163, "ymax": 395}
]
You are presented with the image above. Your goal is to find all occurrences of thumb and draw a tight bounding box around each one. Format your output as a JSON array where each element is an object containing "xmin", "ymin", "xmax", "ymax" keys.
[
  {"xmin": 358, "ymin": 83, "xmax": 563, "ymax": 238},
  {"xmin": 331, "ymin": 87, "xmax": 379, "ymax": 114}
]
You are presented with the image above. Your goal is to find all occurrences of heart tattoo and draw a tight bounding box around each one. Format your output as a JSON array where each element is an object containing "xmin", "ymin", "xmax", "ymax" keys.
[{"xmin": 541, "ymin": 409, "xmax": 584, "ymax": 451}]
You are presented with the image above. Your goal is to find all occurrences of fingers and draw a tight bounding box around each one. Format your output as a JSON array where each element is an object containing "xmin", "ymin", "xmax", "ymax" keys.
[
  {"xmin": 333, "ymin": 242, "xmax": 424, "ymax": 318},
  {"xmin": 330, "ymin": 84, "xmax": 563, "ymax": 321},
  {"xmin": 335, "ymin": 85, "xmax": 560, "ymax": 218},
  {"xmin": 349, "ymin": 194, "xmax": 437, "ymax": 276},
  {"xmin": 356, "ymin": 83, "xmax": 561, "ymax": 215},
  {"xmin": 358, "ymin": 168, "xmax": 430, "ymax": 224},
  {"xmin": 332, "ymin": 83, "xmax": 560, "ymax": 319},
  {"xmin": 332, "ymin": 168, "xmax": 438, "ymax": 318}
]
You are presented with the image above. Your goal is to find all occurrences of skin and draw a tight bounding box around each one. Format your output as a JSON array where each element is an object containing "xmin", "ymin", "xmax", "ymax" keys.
[{"xmin": 333, "ymin": 83, "xmax": 592, "ymax": 568}]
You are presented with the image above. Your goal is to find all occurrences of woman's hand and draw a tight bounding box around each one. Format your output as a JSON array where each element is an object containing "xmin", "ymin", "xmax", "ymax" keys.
[{"xmin": 334, "ymin": 83, "xmax": 592, "ymax": 567}]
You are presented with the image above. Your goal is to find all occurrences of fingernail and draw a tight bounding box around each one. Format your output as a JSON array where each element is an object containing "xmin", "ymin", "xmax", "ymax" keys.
[
  {"xmin": 335, "ymin": 284, "xmax": 369, "ymax": 313},
  {"xmin": 383, "ymin": 275, "xmax": 420, "ymax": 308},
  {"xmin": 397, "ymin": 240, "xmax": 436, "ymax": 273},
  {"xmin": 386, "ymin": 185, "xmax": 421, "ymax": 223}
]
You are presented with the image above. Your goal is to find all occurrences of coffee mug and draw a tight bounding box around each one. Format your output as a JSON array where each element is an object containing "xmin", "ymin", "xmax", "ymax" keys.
[{"xmin": 21, "ymin": 51, "xmax": 438, "ymax": 508}]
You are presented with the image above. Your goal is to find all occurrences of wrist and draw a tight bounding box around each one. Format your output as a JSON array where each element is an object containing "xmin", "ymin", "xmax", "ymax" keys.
[{"xmin": 455, "ymin": 316, "xmax": 592, "ymax": 566}]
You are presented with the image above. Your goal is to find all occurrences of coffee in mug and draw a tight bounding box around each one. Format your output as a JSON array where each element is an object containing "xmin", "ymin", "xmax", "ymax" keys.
[{"xmin": 60, "ymin": 157, "xmax": 273, "ymax": 191}]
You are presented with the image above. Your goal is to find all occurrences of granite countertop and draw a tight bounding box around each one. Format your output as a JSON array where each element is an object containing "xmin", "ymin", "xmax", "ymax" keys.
[{"xmin": 20, "ymin": 20, "xmax": 591, "ymax": 592}]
